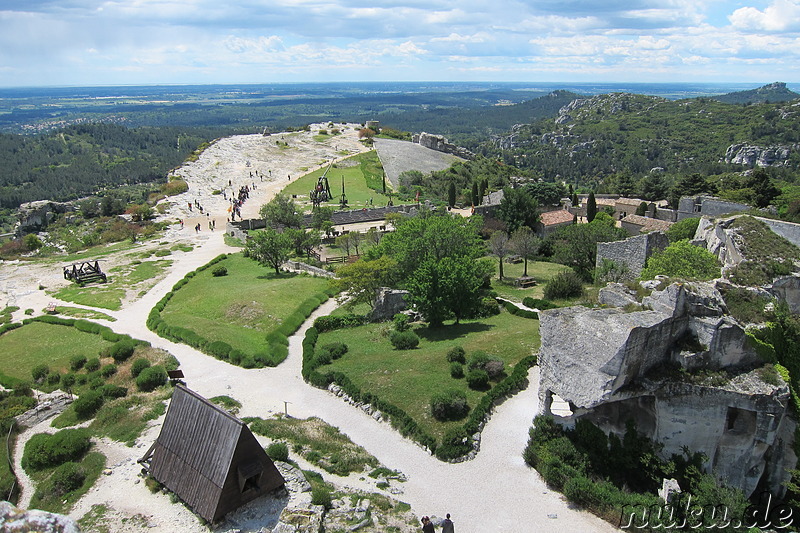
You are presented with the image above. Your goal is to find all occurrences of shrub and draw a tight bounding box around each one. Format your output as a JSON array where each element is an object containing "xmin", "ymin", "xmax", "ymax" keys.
[
  {"xmin": 313, "ymin": 314, "xmax": 368, "ymax": 332},
  {"xmin": 522, "ymin": 297, "xmax": 558, "ymax": 310},
  {"xmin": 84, "ymin": 358, "xmax": 101, "ymax": 372},
  {"xmin": 100, "ymin": 364, "xmax": 117, "ymax": 378},
  {"xmin": 22, "ymin": 428, "xmax": 92, "ymax": 471},
  {"xmin": 446, "ymin": 346, "xmax": 466, "ymax": 364},
  {"xmin": 320, "ymin": 342, "xmax": 348, "ymax": 359},
  {"xmin": 130, "ymin": 358, "xmax": 151, "ymax": 378},
  {"xmin": 450, "ymin": 362, "xmax": 464, "ymax": 379},
  {"xmin": 37, "ymin": 462, "xmax": 86, "ymax": 499},
  {"xmin": 467, "ymin": 351, "xmax": 490, "ymax": 371},
  {"xmin": 109, "ymin": 341, "xmax": 136, "ymax": 362},
  {"xmin": 435, "ymin": 427, "xmax": 472, "ymax": 461},
  {"xmin": 389, "ymin": 330, "xmax": 419, "ymax": 350},
  {"xmin": 544, "ymin": 270, "xmax": 584, "ymax": 300},
  {"xmin": 666, "ymin": 217, "xmax": 700, "ymax": 242},
  {"xmin": 466, "ymin": 369, "xmax": 490, "ymax": 390},
  {"xmin": 100, "ymin": 384, "xmax": 127, "ymax": 398},
  {"xmin": 61, "ymin": 374, "xmax": 76, "ymax": 389},
  {"xmin": 73, "ymin": 390, "xmax": 105, "ymax": 419},
  {"xmin": 311, "ymin": 486, "xmax": 332, "ymax": 509},
  {"xmin": 484, "ymin": 359, "xmax": 505, "ymax": 380},
  {"xmin": 640, "ymin": 240, "xmax": 721, "ymax": 281},
  {"xmin": 211, "ymin": 265, "xmax": 228, "ymax": 277},
  {"xmin": 266, "ymin": 441, "xmax": 289, "ymax": 462},
  {"xmin": 69, "ymin": 355, "xmax": 87, "ymax": 371},
  {"xmin": 136, "ymin": 366, "xmax": 168, "ymax": 392},
  {"xmin": 393, "ymin": 313, "xmax": 411, "ymax": 332},
  {"xmin": 474, "ymin": 296, "xmax": 501, "ymax": 318},
  {"xmin": 46, "ymin": 373, "xmax": 61, "ymax": 386},
  {"xmin": 430, "ymin": 389, "xmax": 469, "ymax": 421},
  {"xmin": 31, "ymin": 364, "xmax": 49, "ymax": 382}
]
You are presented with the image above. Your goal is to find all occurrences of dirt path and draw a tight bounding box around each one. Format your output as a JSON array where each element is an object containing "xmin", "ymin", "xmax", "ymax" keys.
[{"xmin": 3, "ymin": 124, "xmax": 618, "ymax": 532}]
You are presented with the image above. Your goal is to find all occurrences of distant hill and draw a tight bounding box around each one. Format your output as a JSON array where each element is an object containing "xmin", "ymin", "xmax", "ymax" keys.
[
  {"xmin": 712, "ymin": 82, "xmax": 800, "ymax": 104},
  {"xmin": 378, "ymin": 90, "xmax": 582, "ymax": 148}
]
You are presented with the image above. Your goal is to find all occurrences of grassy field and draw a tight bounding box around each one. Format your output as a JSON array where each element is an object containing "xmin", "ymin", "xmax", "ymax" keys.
[
  {"xmin": 282, "ymin": 151, "xmax": 404, "ymax": 212},
  {"xmin": 0, "ymin": 322, "xmax": 113, "ymax": 380},
  {"xmin": 51, "ymin": 258, "xmax": 172, "ymax": 310},
  {"xmin": 159, "ymin": 253, "xmax": 331, "ymax": 355},
  {"xmin": 488, "ymin": 258, "xmax": 587, "ymax": 303},
  {"xmin": 316, "ymin": 308, "xmax": 539, "ymax": 441}
]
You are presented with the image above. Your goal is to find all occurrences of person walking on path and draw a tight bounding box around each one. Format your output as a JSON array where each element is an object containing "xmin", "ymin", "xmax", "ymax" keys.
[
  {"xmin": 441, "ymin": 513, "xmax": 454, "ymax": 533},
  {"xmin": 420, "ymin": 516, "xmax": 434, "ymax": 533}
]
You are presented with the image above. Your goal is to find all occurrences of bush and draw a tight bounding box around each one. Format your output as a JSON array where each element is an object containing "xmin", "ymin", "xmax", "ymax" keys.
[
  {"xmin": 393, "ymin": 313, "xmax": 410, "ymax": 332},
  {"xmin": 22, "ymin": 428, "xmax": 92, "ymax": 471},
  {"xmin": 266, "ymin": 441, "xmax": 289, "ymax": 462},
  {"xmin": 389, "ymin": 330, "xmax": 419, "ymax": 350},
  {"xmin": 100, "ymin": 364, "xmax": 117, "ymax": 378},
  {"xmin": 522, "ymin": 297, "xmax": 558, "ymax": 311},
  {"xmin": 73, "ymin": 390, "xmax": 105, "ymax": 419},
  {"xmin": 313, "ymin": 314, "xmax": 368, "ymax": 332},
  {"xmin": 211, "ymin": 265, "xmax": 228, "ymax": 277},
  {"xmin": 319, "ymin": 342, "xmax": 348, "ymax": 359},
  {"xmin": 450, "ymin": 362, "xmax": 464, "ymax": 379},
  {"xmin": 641, "ymin": 240, "xmax": 721, "ymax": 281},
  {"xmin": 46, "ymin": 373, "xmax": 61, "ymax": 386},
  {"xmin": 484, "ymin": 359, "xmax": 505, "ymax": 380},
  {"xmin": 37, "ymin": 462, "xmax": 86, "ymax": 499},
  {"xmin": 467, "ymin": 351, "xmax": 490, "ymax": 371},
  {"xmin": 109, "ymin": 341, "xmax": 136, "ymax": 362},
  {"xmin": 130, "ymin": 358, "xmax": 151, "ymax": 378},
  {"xmin": 446, "ymin": 346, "xmax": 466, "ymax": 364},
  {"xmin": 435, "ymin": 427, "xmax": 472, "ymax": 461},
  {"xmin": 31, "ymin": 364, "xmax": 49, "ymax": 382},
  {"xmin": 543, "ymin": 270, "xmax": 584, "ymax": 300},
  {"xmin": 466, "ymin": 369, "xmax": 490, "ymax": 390},
  {"xmin": 100, "ymin": 384, "xmax": 127, "ymax": 398},
  {"xmin": 84, "ymin": 358, "xmax": 101, "ymax": 372},
  {"xmin": 61, "ymin": 374, "xmax": 76, "ymax": 389},
  {"xmin": 666, "ymin": 217, "xmax": 700, "ymax": 242},
  {"xmin": 69, "ymin": 355, "xmax": 87, "ymax": 371},
  {"xmin": 311, "ymin": 486, "xmax": 332, "ymax": 509},
  {"xmin": 136, "ymin": 365, "xmax": 168, "ymax": 392},
  {"xmin": 430, "ymin": 389, "xmax": 469, "ymax": 421}
]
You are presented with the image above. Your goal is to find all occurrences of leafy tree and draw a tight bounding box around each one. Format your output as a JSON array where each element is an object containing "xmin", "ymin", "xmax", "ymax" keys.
[
  {"xmin": 639, "ymin": 173, "xmax": 670, "ymax": 202},
  {"xmin": 635, "ymin": 201, "xmax": 648, "ymax": 216},
  {"xmin": 640, "ymin": 240, "xmax": 721, "ymax": 281},
  {"xmin": 259, "ymin": 194, "xmax": 303, "ymax": 229},
  {"xmin": 311, "ymin": 206, "xmax": 334, "ymax": 234},
  {"xmin": 526, "ymin": 182, "xmax": 565, "ymax": 207},
  {"xmin": 366, "ymin": 226, "xmax": 382, "ymax": 247},
  {"xmin": 509, "ymin": 226, "xmax": 539, "ymax": 277},
  {"xmin": 612, "ymin": 172, "xmax": 637, "ymax": 197},
  {"xmin": 571, "ymin": 192, "xmax": 579, "ymax": 208},
  {"xmin": 332, "ymin": 255, "xmax": 398, "ymax": 309},
  {"xmin": 670, "ymin": 173, "xmax": 711, "ymax": 206},
  {"xmin": 335, "ymin": 233, "xmax": 352, "ymax": 255},
  {"xmin": 285, "ymin": 228, "xmax": 321, "ymax": 259},
  {"xmin": 497, "ymin": 187, "xmax": 539, "ymax": 233},
  {"xmin": 245, "ymin": 228, "xmax": 293, "ymax": 274},
  {"xmin": 489, "ymin": 230, "xmax": 510, "ymax": 279},
  {"xmin": 749, "ymin": 169, "xmax": 781, "ymax": 208},
  {"xmin": 550, "ymin": 213, "xmax": 628, "ymax": 281},
  {"xmin": 666, "ymin": 217, "xmax": 701, "ymax": 242},
  {"xmin": 586, "ymin": 192, "xmax": 597, "ymax": 222}
]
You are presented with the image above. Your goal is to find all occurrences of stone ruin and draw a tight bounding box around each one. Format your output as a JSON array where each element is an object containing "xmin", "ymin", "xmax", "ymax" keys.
[
  {"xmin": 370, "ymin": 287, "xmax": 410, "ymax": 322},
  {"xmin": 412, "ymin": 132, "xmax": 475, "ymax": 160},
  {"xmin": 596, "ymin": 231, "xmax": 669, "ymax": 281},
  {"xmin": 538, "ymin": 281, "xmax": 795, "ymax": 497}
]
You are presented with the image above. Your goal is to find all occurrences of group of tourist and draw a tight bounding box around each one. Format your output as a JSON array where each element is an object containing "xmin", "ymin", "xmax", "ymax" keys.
[{"xmin": 421, "ymin": 513, "xmax": 454, "ymax": 532}]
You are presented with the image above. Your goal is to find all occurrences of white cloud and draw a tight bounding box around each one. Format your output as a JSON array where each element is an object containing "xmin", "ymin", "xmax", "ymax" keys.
[{"xmin": 729, "ymin": 0, "xmax": 800, "ymax": 31}]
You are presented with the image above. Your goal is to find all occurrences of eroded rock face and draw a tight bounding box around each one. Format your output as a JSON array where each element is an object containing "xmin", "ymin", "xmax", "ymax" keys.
[
  {"xmin": 370, "ymin": 288, "xmax": 409, "ymax": 321},
  {"xmin": 538, "ymin": 281, "xmax": 794, "ymax": 497},
  {"xmin": 0, "ymin": 501, "xmax": 80, "ymax": 533},
  {"xmin": 412, "ymin": 132, "xmax": 474, "ymax": 159}
]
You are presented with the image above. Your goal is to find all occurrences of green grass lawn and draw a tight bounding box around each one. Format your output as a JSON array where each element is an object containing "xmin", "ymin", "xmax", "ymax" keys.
[
  {"xmin": 50, "ymin": 259, "xmax": 172, "ymax": 310},
  {"xmin": 282, "ymin": 151, "xmax": 404, "ymax": 212},
  {"xmin": 488, "ymin": 258, "xmax": 587, "ymax": 304},
  {"xmin": 0, "ymin": 322, "xmax": 113, "ymax": 380},
  {"xmin": 50, "ymin": 306, "xmax": 116, "ymax": 322},
  {"xmin": 159, "ymin": 253, "xmax": 331, "ymax": 355},
  {"xmin": 316, "ymin": 308, "xmax": 539, "ymax": 441}
]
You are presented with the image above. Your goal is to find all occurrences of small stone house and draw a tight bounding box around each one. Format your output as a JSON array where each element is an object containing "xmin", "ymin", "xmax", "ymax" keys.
[{"xmin": 535, "ymin": 209, "xmax": 574, "ymax": 237}]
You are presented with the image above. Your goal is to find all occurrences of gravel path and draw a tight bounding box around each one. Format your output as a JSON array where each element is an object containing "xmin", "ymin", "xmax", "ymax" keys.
[{"xmin": 4, "ymin": 125, "xmax": 617, "ymax": 532}]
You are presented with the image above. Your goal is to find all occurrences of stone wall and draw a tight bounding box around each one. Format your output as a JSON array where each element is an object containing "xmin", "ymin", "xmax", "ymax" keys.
[
  {"xmin": 677, "ymin": 196, "xmax": 750, "ymax": 221},
  {"xmin": 596, "ymin": 232, "xmax": 669, "ymax": 280},
  {"xmin": 412, "ymin": 132, "xmax": 475, "ymax": 160},
  {"xmin": 283, "ymin": 261, "xmax": 335, "ymax": 278},
  {"xmin": 755, "ymin": 216, "xmax": 800, "ymax": 248}
]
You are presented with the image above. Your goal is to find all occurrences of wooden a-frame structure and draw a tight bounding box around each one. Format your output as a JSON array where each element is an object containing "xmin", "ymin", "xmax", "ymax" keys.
[{"xmin": 140, "ymin": 385, "xmax": 285, "ymax": 522}]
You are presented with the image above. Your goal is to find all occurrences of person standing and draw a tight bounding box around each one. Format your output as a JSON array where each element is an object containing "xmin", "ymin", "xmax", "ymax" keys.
[
  {"xmin": 441, "ymin": 513, "xmax": 454, "ymax": 533},
  {"xmin": 421, "ymin": 516, "xmax": 434, "ymax": 533}
]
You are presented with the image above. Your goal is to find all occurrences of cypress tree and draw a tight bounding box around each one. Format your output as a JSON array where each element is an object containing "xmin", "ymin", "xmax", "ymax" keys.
[
  {"xmin": 471, "ymin": 182, "xmax": 479, "ymax": 206},
  {"xmin": 447, "ymin": 182, "xmax": 456, "ymax": 208},
  {"xmin": 587, "ymin": 192, "xmax": 597, "ymax": 223}
]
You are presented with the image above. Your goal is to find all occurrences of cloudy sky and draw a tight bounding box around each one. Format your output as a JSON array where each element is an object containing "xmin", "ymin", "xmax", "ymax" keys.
[{"xmin": 1, "ymin": 0, "xmax": 799, "ymax": 87}]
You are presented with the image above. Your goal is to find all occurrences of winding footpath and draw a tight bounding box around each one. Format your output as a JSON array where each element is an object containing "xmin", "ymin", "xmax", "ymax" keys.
[{"xmin": 6, "ymin": 126, "xmax": 618, "ymax": 532}]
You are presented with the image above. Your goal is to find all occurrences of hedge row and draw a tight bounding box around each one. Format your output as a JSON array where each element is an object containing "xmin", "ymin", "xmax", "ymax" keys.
[
  {"xmin": 499, "ymin": 299, "xmax": 539, "ymax": 320},
  {"xmin": 312, "ymin": 313, "xmax": 369, "ymax": 332},
  {"xmin": 301, "ymin": 321, "xmax": 538, "ymax": 461},
  {"xmin": 521, "ymin": 297, "xmax": 559, "ymax": 311},
  {"xmin": 147, "ymin": 253, "xmax": 335, "ymax": 368},
  {"xmin": 23, "ymin": 315, "xmax": 147, "ymax": 348}
]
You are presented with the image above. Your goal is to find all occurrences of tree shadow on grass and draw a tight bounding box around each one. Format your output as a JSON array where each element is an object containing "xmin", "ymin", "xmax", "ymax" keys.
[{"xmin": 415, "ymin": 321, "xmax": 494, "ymax": 342}]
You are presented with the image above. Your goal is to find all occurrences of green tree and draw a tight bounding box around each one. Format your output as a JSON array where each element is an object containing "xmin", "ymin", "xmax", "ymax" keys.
[
  {"xmin": 526, "ymin": 182, "xmax": 565, "ymax": 207},
  {"xmin": 635, "ymin": 201, "xmax": 648, "ymax": 216},
  {"xmin": 311, "ymin": 206, "xmax": 334, "ymax": 234},
  {"xmin": 259, "ymin": 194, "xmax": 303, "ymax": 229},
  {"xmin": 509, "ymin": 226, "xmax": 539, "ymax": 277},
  {"xmin": 497, "ymin": 187, "xmax": 539, "ymax": 233},
  {"xmin": 332, "ymin": 255, "xmax": 398, "ymax": 309},
  {"xmin": 670, "ymin": 173, "xmax": 711, "ymax": 207},
  {"xmin": 612, "ymin": 172, "xmax": 637, "ymax": 197},
  {"xmin": 245, "ymin": 228, "xmax": 293, "ymax": 274},
  {"xmin": 639, "ymin": 173, "xmax": 670, "ymax": 202},
  {"xmin": 447, "ymin": 182, "xmax": 457, "ymax": 208},
  {"xmin": 551, "ymin": 213, "xmax": 628, "ymax": 281},
  {"xmin": 666, "ymin": 217, "xmax": 701, "ymax": 242},
  {"xmin": 471, "ymin": 182, "xmax": 479, "ymax": 206},
  {"xmin": 640, "ymin": 240, "xmax": 721, "ymax": 281},
  {"xmin": 586, "ymin": 192, "xmax": 597, "ymax": 223},
  {"xmin": 489, "ymin": 230, "xmax": 510, "ymax": 279}
]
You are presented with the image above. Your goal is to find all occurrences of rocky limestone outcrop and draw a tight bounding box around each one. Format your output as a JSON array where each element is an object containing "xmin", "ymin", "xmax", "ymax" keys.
[
  {"xmin": 0, "ymin": 501, "xmax": 80, "ymax": 533},
  {"xmin": 15, "ymin": 200, "xmax": 75, "ymax": 237},
  {"xmin": 370, "ymin": 288, "xmax": 409, "ymax": 321},
  {"xmin": 412, "ymin": 132, "xmax": 474, "ymax": 160},
  {"xmin": 538, "ymin": 281, "xmax": 794, "ymax": 497},
  {"xmin": 724, "ymin": 143, "xmax": 797, "ymax": 167}
]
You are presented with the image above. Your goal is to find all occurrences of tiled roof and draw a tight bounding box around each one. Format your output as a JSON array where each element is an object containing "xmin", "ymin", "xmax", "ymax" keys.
[
  {"xmin": 622, "ymin": 214, "xmax": 673, "ymax": 232},
  {"xmin": 539, "ymin": 209, "xmax": 574, "ymax": 226}
]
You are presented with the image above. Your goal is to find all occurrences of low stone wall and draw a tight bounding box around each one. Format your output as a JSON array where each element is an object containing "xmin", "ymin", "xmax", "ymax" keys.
[
  {"xmin": 596, "ymin": 232, "xmax": 669, "ymax": 280},
  {"xmin": 283, "ymin": 261, "xmax": 335, "ymax": 278}
]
